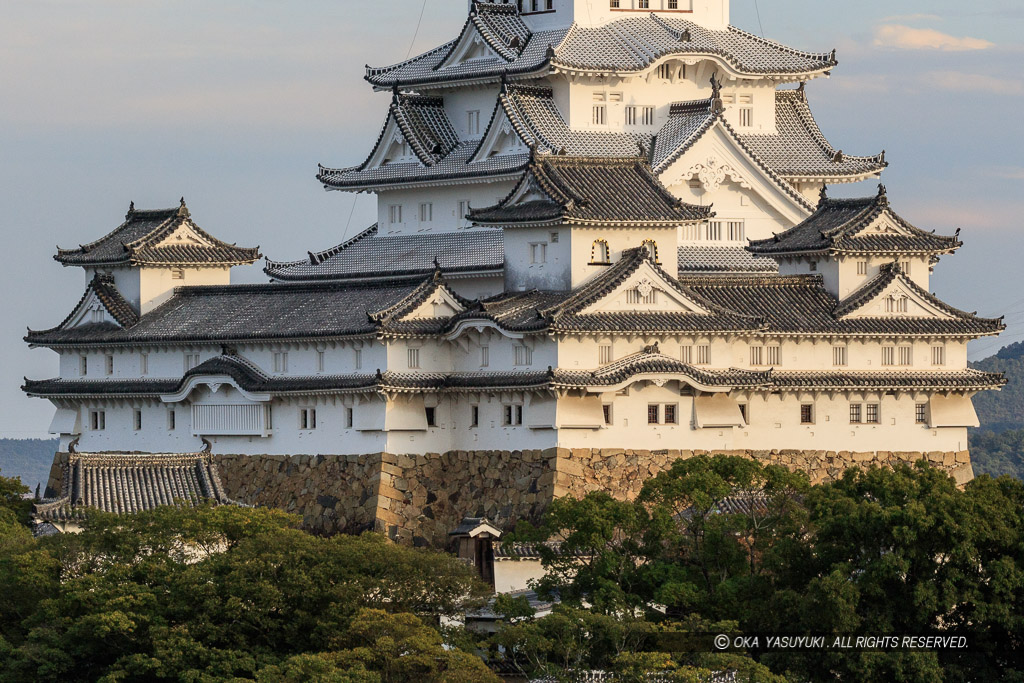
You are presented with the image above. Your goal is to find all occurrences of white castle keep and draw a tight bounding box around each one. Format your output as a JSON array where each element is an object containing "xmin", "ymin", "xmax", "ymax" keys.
[{"xmin": 25, "ymin": 0, "xmax": 1004, "ymax": 525}]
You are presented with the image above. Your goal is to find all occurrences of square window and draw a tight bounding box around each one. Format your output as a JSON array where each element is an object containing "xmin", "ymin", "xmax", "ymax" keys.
[
  {"xmin": 171, "ymin": 268, "xmax": 185, "ymax": 280},
  {"xmin": 550, "ymin": 232, "xmax": 559, "ymax": 243},
  {"xmin": 739, "ymin": 107, "xmax": 753, "ymax": 127},
  {"xmin": 592, "ymin": 105, "xmax": 607, "ymax": 126},
  {"xmin": 300, "ymin": 408, "xmax": 317, "ymax": 430},
  {"xmin": 857, "ymin": 261, "xmax": 868, "ymax": 276},
  {"xmin": 800, "ymin": 404, "xmax": 814, "ymax": 425},
  {"xmin": 648, "ymin": 404, "xmax": 660, "ymax": 425},
  {"xmin": 766, "ymin": 346, "xmax": 781, "ymax": 366},
  {"xmin": 90, "ymin": 410, "xmax": 106, "ymax": 431}
]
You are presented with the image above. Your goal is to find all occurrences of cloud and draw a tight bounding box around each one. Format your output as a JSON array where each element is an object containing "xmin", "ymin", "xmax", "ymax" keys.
[
  {"xmin": 987, "ymin": 167, "xmax": 1024, "ymax": 181},
  {"xmin": 882, "ymin": 13, "xmax": 941, "ymax": 23},
  {"xmin": 873, "ymin": 24, "xmax": 994, "ymax": 51},
  {"xmin": 922, "ymin": 71, "xmax": 1024, "ymax": 95}
]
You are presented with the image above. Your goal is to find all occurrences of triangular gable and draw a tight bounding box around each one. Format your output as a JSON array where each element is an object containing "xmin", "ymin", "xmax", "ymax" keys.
[
  {"xmin": 399, "ymin": 283, "xmax": 468, "ymax": 320},
  {"xmin": 363, "ymin": 114, "xmax": 421, "ymax": 170},
  {"xmin": 581, "ymin": 260, "xmax": 711, "ymax": 315},
  {"xmin": 471, "ymin": 102, "xmax": 531, "ymax": 163},
  {"xmin": 438, "ymin": 29, "xmax": 504, "ymax": 69},
  {"xmin": 837, "ymin": 268, "xmax": 955, "ymax": 321},
  {"xmin": 142, "ymin": 219, "xmax": 218, "ymax": 251},
  {"xmin": 45, "ymin": 275, "xmax": 139, "ymax": 334},
  {"xmin": 657, "ymin": 117, "xmax": 814, "ymax": 226},
  {"xmin": 61, "ymin": 287, "xmax": 123, "ymax": 329},
  {"xmin": 436, "ymin": 4, "xmax": 527, "ymax": 71}
]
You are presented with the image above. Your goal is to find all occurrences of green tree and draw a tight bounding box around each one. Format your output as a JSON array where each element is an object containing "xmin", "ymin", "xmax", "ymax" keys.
[{"xmin": 0, "ymin": 469, "xmax": 31, "ymax": 527}]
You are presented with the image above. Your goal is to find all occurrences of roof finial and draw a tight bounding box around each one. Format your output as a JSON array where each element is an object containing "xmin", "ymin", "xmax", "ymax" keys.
[
  {"xmin": 126, "ymin": 201, "xmax": 135, "ymax": 219},
  {"xmin": 880, "ymin": 149, "xmax": 886, "ymax": 164},
  {"xmin": 797, "ymin": 81, "xmax": 806, "ymax": 98},
  {"xmin": 178, "ymin": 197, "xmax": 190, "ymax": 218},
  {"xmin": 819, "ymin": 184, "xmax": 828, "ymax": 205},
  {"xmin": 877, "ymin": 183, "xmax": 888, "ymax": 207},
  {"xmin": 710, "ymin": 74, "xmax": 724, "ymax": 114},
  {"xmin": 679, "ymin": 28, "xmax": 691, "ymax": 42},
  {"xmin": 832, "ymin": 150, "xmax": 844, "ymax": 163},
  {"xmin": 433, "ymin": 255, "xmax": 442, "ymax": 276},
  {"xmin": 955, "ymin": 227, "xmax": 962, "ymax": 241},
  {"xmin": 545, "ymin": 44, "xmax": 556, "ymax": 62}
]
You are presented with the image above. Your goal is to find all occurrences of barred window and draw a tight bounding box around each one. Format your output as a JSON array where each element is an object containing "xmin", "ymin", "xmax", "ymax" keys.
[
  {"xmin": 727, "ymin": 221, "xmax": 745, "ymax": 241},
  {"xmin": 133, "ymin": 410, "xmax": 142, "ymax": 431},
  {"xmin": 592, "ymin": 105, "xmax": 607, "ymax": 126},
  {"xmin": 750, "ymin": 345, "xmax": 764, "ymax": 366},
  {"xmin": 481, "ymin": 345, "xmax": 489, "ymax": 368},
  {"xmin": 916, "ymin": 403, "xmax": 928, "ymax": 425},
  {"xmin": 140, "ymin": 353, "xmax": 149, "ymax": 376},
  {"xmin": 800, "ymin": 404, "xmax": 814, "ymax": 424},
  {"xmin": 738, "ymin": 403, "xmax": 748, "ymax": 424},
  {"xmin": 931, "ymin": 345, "xmax": 946, "ymax": 366},
  {"xmin": 299, "ymin": 408, "xmax": 317, "ymax": 430},
  {"xmin": 105, "ymin": 355, "xmax": 114, "ymax": 376},
  {"xmin": 317, "ymin": 350, "xmax": 325, "ymax": 373},
  {"xmin": 514, "ymin": 345, "xmax": 533, "ymax": 366},
  {"xmin": 503, "ymin": 404, "xmax": 524, "ymax": 426},
  {"xmin": 899, "ymin": 346, "xmax": 913, "ymax": 366},
  {"xmin": 850, "ymin": 403, "xmax": 862, "ymax": 424},
  {"xmin": 882, "ymin": 346, "xmax": 895, "ymax": 366},
  {"xmin": 833, "ymin": 346, "xmax": 848, "ymax": 367},
  {"xmin": 648, "ymin": 404, "xmax": 660, "ymax": 425},
  {"xmin": 407, "ymin": 348, "xmax": 420, "ymax": 369},
  {"xmin": 272, "ymin": 352, "xmax": 288, "ymax": 374},
  {"xmin": 603, "ymin": 404, "xmax": 613, "ymax": 425},
  {"xmin": 642, "ymin": 106, "xmax": 655, "ymax": 126},
  {"xmin": 680, "ymin": 345, "xmax": 693, "ymax": 364},
  {"xmin": 345, "ymin": 407, "xmax": 354, "ymax": 429},
  {"xmin": 664, "ymin": 404, "xmax": 678, "ymax": 424},
  {"xmin": 696, "ymin": 344, "xmax": 710, "ymax": 365},
  {"xmin": 79, "ymin": 355, "xmax": 88, "ymax": 376},
  {"xmin": 419, "ymin": 203, "xmax": 433, "ymax": 223},
  {"xmin": 866, "ymin": 403, "xmax": 880, "ymax": 424},
  {"xmin": 599, "ymin": 344, "xmax": 614, "ymax": 366},
  {"xmin": 625, "ymin": 106, "xmax": 637, "ymax": 126},
  {"xmin": 766, "ymin": 345, "xmax": 781, "ymax": 366},
  {"xmin": 90, "ymin": 410, "xmax": 106, "ymax": 431},
  {"xmin": 739, "ymin": 107, "xmax": 753, "ymax": 127},
  {"xmin": 470, "ymin": 405, "xmax": 479, "ymax": 428}
]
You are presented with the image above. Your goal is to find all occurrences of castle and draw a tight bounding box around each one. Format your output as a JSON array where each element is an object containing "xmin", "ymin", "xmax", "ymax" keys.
[{"xmin": 25, "ymin": 0, "xmax": 1004, "ymax": 541}]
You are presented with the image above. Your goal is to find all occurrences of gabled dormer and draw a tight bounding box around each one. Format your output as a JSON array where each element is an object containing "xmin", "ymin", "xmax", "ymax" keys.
[
  {"xmin": 370, "ymin": 269, "xmax": 473, "ymax": 334},
  {"xmin": 748, "ymin": 185, "xmax": 961, "ymax": 299},
  {"xmin": 54, "ymin": 200, "xmax": 260, "ymax": 314},
  {"xmin": 440, "ymin": 2, "xmax": 530, "ymax": 70},
  {"xmin": 26, "ymin": 274, "xmax": 139, "ymax": 345}
]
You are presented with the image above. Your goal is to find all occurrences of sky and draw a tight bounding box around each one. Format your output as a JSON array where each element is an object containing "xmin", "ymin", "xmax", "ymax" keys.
[{"xmin": 0, "ymin": 0, "xmax": 1021, "ymax": 440}]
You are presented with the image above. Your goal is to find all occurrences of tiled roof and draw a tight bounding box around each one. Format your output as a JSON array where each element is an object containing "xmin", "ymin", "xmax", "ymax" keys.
[
  {"xmin": 747, "ymin": 186, "xmax": 961, "ymax": 256},
  {"xmin": 25, "ymin": 279, "xmax": 428, "ymax": 347},
  {"xmin": 265, "ymin": 226, "xmax": 504, "ymax": 282},
  {"xmin": 470, "ymin": 154, "xmax": 711, "ymax": 225},
  {"xmin": 552, "ymin": 16, "xmax": 836, "ymax": 77},
  {"xmin": 35, "ymin": 453, "xmax": 237, "ymax": 522},
  {"xmin": 555, "ymin": 347, "xmax": 770, "ymax": 389},
  {"xmin": 678, "ymin": 246, "xmax": 779, "ymax": 274},
  {"xmin": 55, "ymin": 201, "xmax": 260, "ymax": 268},
  {"xmin": 318, "ymin": 142, "xmax": 529, "ymax": 190},
  {"xmin": 391, "ymin": 94, "xmax": 461, "ymax": 165},
  {"xmin": 682, "ymin": 274, "xmax": 1004, "ymax": 338},
  {"xmin": 366, "ymin": 12, "xmax": 834, "ymax": 89},
  {"xmin": 492, "ymin": 84, "xmax": 647, "ymax": 157},
  {"xmin": 738, "ymin": 88, "xmax": 886, "ymax": 180},
  {"xmin": 33, "ymin": 274, "xmax": 140, "ymax": 339},
  {"xmin": 771, "ymin": 370, "xmax": 1006, "ymax": 391}
]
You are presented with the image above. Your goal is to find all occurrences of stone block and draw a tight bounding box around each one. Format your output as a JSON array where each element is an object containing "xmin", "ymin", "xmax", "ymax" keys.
[{"xmin": 558, "ymin": 459, "xmax": 585, "ymax": 478}]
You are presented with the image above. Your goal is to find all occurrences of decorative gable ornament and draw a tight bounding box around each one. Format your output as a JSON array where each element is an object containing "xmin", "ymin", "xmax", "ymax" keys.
[
  {"xmin": 635, "ymin": 278, "xmax": 656, "ymax": 299},
  {"xmin": 686, "ymin": 157, "xmax": 751, "ymax": 192}
]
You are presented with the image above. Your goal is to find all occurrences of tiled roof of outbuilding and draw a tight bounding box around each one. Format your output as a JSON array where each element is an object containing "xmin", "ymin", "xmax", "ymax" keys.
[
  {"xmin": 771, "ymin": 370, "xmax": 1006, "ymax": 392},
  {"xmin": 470, "ymin": 155, "xmax": 710, "ymax": 225},
  {"xmin": 747, "ymin": 186, "xmax": 962, "ymax": 256},
  {"xmin": 366, "ymin": 11, "xmax": 834, "ymax": 89},
  {"xmin": 55, "ymin": 201, "xmax": 261, "ymax": 268},
  {"xmin": 35, "ymin": 453, "xmax": 237, "ymax": 522},
  {"xmin": 265, "ymin": 226, "xmax": 504, "ymax": 282}
]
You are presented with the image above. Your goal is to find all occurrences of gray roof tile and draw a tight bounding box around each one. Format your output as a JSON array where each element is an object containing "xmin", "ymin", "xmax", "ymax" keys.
[{"xmin": 678, "ymin": 246, "xmax": 779, "ymax": 274}]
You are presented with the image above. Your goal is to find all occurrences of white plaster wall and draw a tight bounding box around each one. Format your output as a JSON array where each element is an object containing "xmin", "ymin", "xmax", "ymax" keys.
[
  {"xmin": 441, "ymin": 87, "xmax": 502, "ymax": 140},
  {"xmin": 494, "ymin": 559, "xmax": 547, "ymax": 595},
  {"xmin": 504, "ymin": 226, "xmax": 573, "ymax": 291},
  {"xmin": 568, "ymin": 226, "xmax": 680, "ymax": 287},
  {"xmin": 376, "ymin": 184, "xmax": 517, "ymax": 236},
  {"xmin": 86, "ymin": 267, "xmax": 142, "ymax": 311},
  {"xmin": 670, "ymin": 178, "xmax": 793, "ymax": 243},
  {"xmin": 139, "ymin": 267, "xmax": 232, "ymax": 315},
  {"xmin": 778, "ymin": 255, "xmax": 932, "ymax": 300},
  {"xmin": 541, "ymin": 0, "xmax": 729, "ymax": 30}
]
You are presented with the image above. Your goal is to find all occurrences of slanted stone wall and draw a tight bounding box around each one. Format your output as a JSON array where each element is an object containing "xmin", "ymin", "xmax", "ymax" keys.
[{"xmin": 44, "ymin": 448, "xmax": 974, "ymax": 547}]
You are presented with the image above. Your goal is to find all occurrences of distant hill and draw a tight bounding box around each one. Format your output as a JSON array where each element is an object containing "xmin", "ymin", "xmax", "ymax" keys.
[
  {"xmin": 0, "ymin": 439, "xmax": 58, "ymax": 493},
  {"xmin": 970, "ymin": 341, "xmax": 1024, "ymax": 479}
]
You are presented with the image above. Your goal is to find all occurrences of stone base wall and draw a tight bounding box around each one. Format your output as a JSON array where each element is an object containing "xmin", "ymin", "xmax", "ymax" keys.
[{"xmin": 45, "ymin": 449, "xmax": 975, "ymax": 547}]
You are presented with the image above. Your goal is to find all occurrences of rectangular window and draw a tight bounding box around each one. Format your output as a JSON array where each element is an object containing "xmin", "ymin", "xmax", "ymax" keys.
[
  {"xmin": 425, "ymin": 406, "xmax": 437, "ymax": 428},
  {"xmin": 345, "ymin": 407, "xmax": 354, "ymax": 429},
  {"xmin": 738, "ymin": 403, "xmax": 749, "ymax": 425},
  {"xmin": 514, "ymin": 345, "xmax": 533, "ymax": 366},
  {"xmin": 680, "ymin": 345, "xmax": 693, "ymax": 364},
  {"xmin": 727, "ymin": 221, "xmax": 745, "ymax": 242},
  {"xmin": 90, "ymin": 410, "xmax": 106, "ymax": 431},
  {"xmin": 184, "ymin": 353, "xmax": 201, "ymax": 372},
  {"xmin": 857, "ymin": 261, "xmax": 868, "ymax": 276},
  {"xmin": 388, "ymin": 205, "xmax": 402, "ymax": 225},
  {"xmin": 603, "ymin": 404, "xmax": 613, "ymax": 426},
  {"xmin": 592, "ymin": 105, "xmax": 607, "ymax": 126},
  {"xmin": 833, "ymin": 346, "xmax": 848, "ymax": 367},
  {"xmin": 648, "ymin": 404, "xmax": 660, "ymax": 425},
  {"xmin": 916, "ymin": 403, "xmax": 928, "ymax": 425},
  {"xmin": 171, "ymin": 268, "xmax": 185, "ymax": 280},
  {"xmin": 800, "ymin": 404, "xmax": 814, "ymax": 425},
  {"xmin": 317, "ymin": 350, "xmax": 325, "ymax": 373},
  {"xmin": 140, "ymin": 353, "xmax": 149, "ymax": 376},
  {"xmin": 104, "ymin": 355, "xmax": 114, "ymax": 376},
  {"xmin": 79, "ymin": 355, "xmax": 88, "ymax": 376},
  {"xmin": 866, "ymin": 403, "xmax": 880, "ymax": 424},
  {"xmin": 766, "ymin": 345, "xmax": 781, "ymax": 366},
  {"xmin": 882, "ymin": 346, "xmax": 895, "ymax": 366},
  {"xmin": 668, "ymin": 0, "xmax": 678, "ymax": 8},
  {"xmin": 273, "ymin": 352, "xmax": 288, "ymax": 374},
  {"xmin": 739, "ymin": 107, "xmax": 753, "ymax": 127},
  {"xmin": 299, "ymin": 408, "xmax": 317, "ymax": 430},
  {"xmin": 931, "ymin": 345, "xmax": 946, "ymax": 366},
  {"xmin": 503, "ymin": 404, "xmax": 523, "ymax": 426},
  {"xmin": 480, "ymin": 345, "xmax": 490, "ymax": 368},
  {"xmin": 610, "ymin": 0, "xmax": 620, "ymax": 6},
  {"xmin": 850, "ymin": 403, "xmax": 862, "ymax": 424},
  {"xmin": 530, "ymin": 242, "xmax": 547, "ymax": 264},
  {"xmin": 471, "ymin": 405, "xmax": 480, "ymax": 428},
  {"xmin": 638, "ymin": 0, "xmax": 649, "ymax": 8},
  {"xmin": 599, "ymin": 344, "xmax": 614, "ymax": 366},
  {"xmin": 133, "ymin": 410, "xmax": 142, "ymax": 431},
  {"xmin": 467, "ymin": 110, "xmax": 481, "ymax": 136},
  {"xmin": 407, "ymin": 348, "xmax": 420, "ymax": 369},
  {"xmin": 696, "ymin": 344, "xmax": 710, "ymax": 365},
  {"xmin": 900, "ymin": 260, "xmax": 912, "ymax": 276},
  {"xmin": 657, "ymin": 63, "xmax": 671, "ymax": 80},
  {"xmin": 750, "ymin": 345, "xmax": 764, "ymax": 366},
  {"xmin": 354, "ymin": 348, "xmax": 362, "ymax": 370},
  {"xmin": 664, "ymin": 404, "xmax": 678, "ymax": 425},
  {"xmin": 608, "ymin": 92, "xmax": 623, "ymax": 103},
  {"xmin": 899, "ymin": 346, "xmax": 913, "ymax": 367},
  {"xmin": 457, "ymin": 200, "xmax": 470, "ymax": 227},
  {"xmin": 642, "ymin": 106, "xmax": 655, "ymax": 126},
  {"xmin": 419, "ymin": 203, "xmax": 433, "ymax": 223},
  {"xmin": 625, "ymin": 106, "xmax": 637, "ymax": 126},
  {"xmin": 706, "ymin": 220, "xmax": 723, "ymax": 241},
  {"xmin": 168, "ymin": 409, "xmax": 176, "ymax": 431},
  {"xmin": 550, "ymin": 232, "xmax": 559, "ymax": 243}
]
